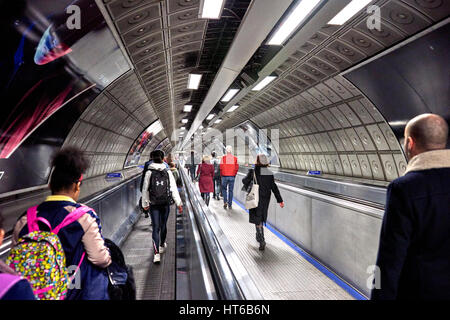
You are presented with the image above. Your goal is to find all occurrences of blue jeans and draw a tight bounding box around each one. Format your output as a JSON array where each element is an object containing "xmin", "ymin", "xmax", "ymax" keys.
[
  {"xmin": 150, "ymin": 205, "xmax": 170, "ymax": 254},
  {"xmin": 221, "ymin": 176, "xmax": 235, "ymax": 206}
]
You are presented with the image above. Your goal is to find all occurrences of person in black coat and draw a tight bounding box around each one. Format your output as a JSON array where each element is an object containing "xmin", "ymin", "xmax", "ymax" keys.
[
  {"xmin": 371, "ymin": 113, "xmax": 450, "ymax": 300},
  {"xmin": 242, "ymin": 154, "xmax": 284, "ymax": 250}
]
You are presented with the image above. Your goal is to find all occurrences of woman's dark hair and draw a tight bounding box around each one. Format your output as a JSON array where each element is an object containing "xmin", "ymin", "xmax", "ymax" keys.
[
  {"xmin": 169, "ymin": 162, "xmax": 176, "ymax": 168},
  {"xmin": 49, "ymin": 147, "xmax": 89, "ymax": 192},
  {"xmin": 256, "ymin": 154, "xmax": 270, "ymax": 167},
  {"xmin": 150, "ymin": 150, "xmax": 164, "ymax": 163}
]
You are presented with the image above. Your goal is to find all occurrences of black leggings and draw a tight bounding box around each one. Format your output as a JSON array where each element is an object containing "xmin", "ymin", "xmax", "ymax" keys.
[{"xmin": 201, "ymin": 192, "xmax": 211, "ymax": 206}]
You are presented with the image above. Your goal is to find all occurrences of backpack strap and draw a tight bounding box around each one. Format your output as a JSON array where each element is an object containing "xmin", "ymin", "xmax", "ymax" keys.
[
  {"xmin": 0, "ymin": 274, "xmax": 23, "ymax": 299},
  {"xmin": 52, "ymin": 206, "xmax": 93, "ymax": 235},
  {"xmin": 54, "ymin": 206, "xmax": 93, "ymax": 282},
  {"xmin": 26, "ymin": 206, "xmax": 39, "ymax": 233}
]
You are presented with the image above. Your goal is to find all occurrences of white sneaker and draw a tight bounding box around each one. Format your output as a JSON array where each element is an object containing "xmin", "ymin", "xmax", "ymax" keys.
[
  {"xmin": 159, "ymin": 242, "xmax": 167, "ymax": 254},
  {"xmin": 153, "ymin": 253, "xmax": 160, "ymax": 264}
]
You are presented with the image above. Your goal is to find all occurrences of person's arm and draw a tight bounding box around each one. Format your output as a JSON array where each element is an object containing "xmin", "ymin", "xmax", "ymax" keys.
[
  {"xmin": 78, "ymin": 213, "xmax": 112, "ymax": 268},
  {"xmin": 12, "ymin": 214, "xmax": 28, "ymax": 246},
  {"xmin": 242, "ymin": 169, "xmax": 253, "ymax": 188},
  {"xmin": 168, "ymin": 171, "xmax": 183, "ymax": 213},
  {"xmin": 220, "ymin": 157, "xmax": 224, "ymax": 176},
  {"xmin": 234, "ymin": 157, "xmax": 239, "ymax": 176},
  {"xmin": 371, "ymin": 181, "xmax": 414, "ymax": 300},
  {"xmin": 141, "ymin": 170, "xmax": 152, "ymax": 208},
  {"xmin": 270, "ymin": 176, "xmax": 283, "ymax": 203}
]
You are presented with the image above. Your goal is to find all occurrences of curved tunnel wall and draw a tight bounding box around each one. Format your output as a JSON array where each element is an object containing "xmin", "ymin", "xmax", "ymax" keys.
[
  {"xmin": 214, "ymin": 1, "xmax": 450, "ymax": 185},
  {"xmin": 250, "ymin": 75, "xmax": 407, "ymax": 184},
  {"xmin": 62, "ymin": 71, "xmax": 166, "ymax": 178}
]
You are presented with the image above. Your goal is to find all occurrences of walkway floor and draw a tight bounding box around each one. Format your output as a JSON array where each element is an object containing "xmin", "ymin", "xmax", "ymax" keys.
[
  {"xmin": 208, "ymin": 197, "xmax": 354, "ymax": 300},
  {"xmin": 121, "ymin": 207, "xmax": 176, "ymax": 300}
]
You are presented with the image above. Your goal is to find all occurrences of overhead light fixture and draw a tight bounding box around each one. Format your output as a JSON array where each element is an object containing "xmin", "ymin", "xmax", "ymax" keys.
[
  {"xmin": 187, "ymin": 73, "xmax": 202, "ymax": 89},
  {"xmin": 221, "ymin": 88, "xmax": 239, "ymax": 102},
  {"xmin": 184, "ymin": 105, "xmax": 192, "ymax": 112},
  {"xmin": 181, "ymin": 119, "xmax": 188, "ymax": 124},
  {"xmin": 200, "ymin": 0, "xmax": 225, "ymax": 19},
  {"xmin": 268, "ymin": 0, "xmax": 322, "ymax": 45},
  {"xmin": 328, "ymin": 0, "xmax": 372, "ymax": 25},
  {"xmin": 199, "ymin": 125, "xmax": 204, "ymax": 129},
  {"xmin": 214, "ymin": 119, "xmax": 222, "ymax": 124},
  {"xmin": 206, "ymin": 114, "xmax": 215, "ymax": 120},
  {"xmin": 252, "ymin": 76, "xmax": 277, "ymax": 91},
  {"xmin": 227, "ymin": 105, "xmax": 239, "ymax": 112},
  {"xmin": 180, "ymin": 127, "xmax": 186, "ymax": 130}
]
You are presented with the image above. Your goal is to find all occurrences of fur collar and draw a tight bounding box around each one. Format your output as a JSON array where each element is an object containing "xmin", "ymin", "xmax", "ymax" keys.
[{"xmin": 404, "ymin": 149, "xmax": 450, "ymax": 174}]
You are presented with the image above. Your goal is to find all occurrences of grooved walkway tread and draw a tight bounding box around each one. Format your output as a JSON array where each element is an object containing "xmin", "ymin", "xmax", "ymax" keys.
[
  {"xmin": 121, "ymin": 207, "xmax": 176, "ymax": 300},
  {"xmin": 209, "ymin": 198, "xmax": 354, "ymax": 300}
]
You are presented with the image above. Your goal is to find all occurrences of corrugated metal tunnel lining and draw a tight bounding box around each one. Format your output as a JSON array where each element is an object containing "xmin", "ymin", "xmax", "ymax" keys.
[{"xmin": 212, "ymin": 0, "xmax": 449, "ymax": 185}]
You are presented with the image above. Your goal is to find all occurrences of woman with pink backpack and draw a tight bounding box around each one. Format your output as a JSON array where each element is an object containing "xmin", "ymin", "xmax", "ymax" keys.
[{"xmin": 10, "ymin": 147, "xmax": 112, "ymax": 299}]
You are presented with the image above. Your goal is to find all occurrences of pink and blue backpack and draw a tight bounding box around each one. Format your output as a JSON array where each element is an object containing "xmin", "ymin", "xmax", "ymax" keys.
[{"xmin": 6, "ymin": 205, "xmax": 93, "ymax": 300}]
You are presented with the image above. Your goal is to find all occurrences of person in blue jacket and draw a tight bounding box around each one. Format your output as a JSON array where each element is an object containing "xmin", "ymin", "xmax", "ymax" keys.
[
  {"xmin": 12, "ymin": 147, "xmax": 112, "ymax": 300},
  {"xmin": 0, "ymin": 211, "xmax": 35, "ymax": 300}
]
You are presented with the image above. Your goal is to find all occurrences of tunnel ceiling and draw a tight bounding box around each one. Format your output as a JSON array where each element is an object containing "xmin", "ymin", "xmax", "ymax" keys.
[
  {"xmin": 211, "ymin": 0, "xmax": 449, "ymax": 183},
  {"xmin": 63, "ymin": 71, "xmax": 159, "ymax": 178},
  {"xmin": 102, "ymin": 0, "xmax": 252, "ymax": 144}
]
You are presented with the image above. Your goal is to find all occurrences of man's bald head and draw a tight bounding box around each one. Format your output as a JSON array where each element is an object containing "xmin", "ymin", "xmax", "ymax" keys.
[{"xmin": 404, "ymin": 114, "xmax": 448, "ymax": 160}]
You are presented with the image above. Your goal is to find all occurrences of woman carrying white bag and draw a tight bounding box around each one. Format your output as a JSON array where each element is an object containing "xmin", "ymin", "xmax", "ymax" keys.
[{"xmin": 242, "ymin": 154, "xmax": 284, "ymax": 251}]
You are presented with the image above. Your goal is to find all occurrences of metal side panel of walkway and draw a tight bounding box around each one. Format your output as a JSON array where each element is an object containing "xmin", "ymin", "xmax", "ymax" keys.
[
  {"xmin": 121, "ymin": 207, "xmax": 177, "ymax": 300},
  {"xmin": 208, "ymin": 197, "xmax": 354, "ymax": 300}
]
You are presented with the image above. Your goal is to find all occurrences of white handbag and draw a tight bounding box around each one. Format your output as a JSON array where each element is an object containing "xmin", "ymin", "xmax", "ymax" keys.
[{"xmin": 245, "ymin": 171, "xmax": 259, "ymax": 210}]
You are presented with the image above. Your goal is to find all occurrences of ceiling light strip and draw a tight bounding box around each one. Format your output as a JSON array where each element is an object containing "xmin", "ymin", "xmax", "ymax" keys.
[
  {"xmin": 328, "ymin": 0, "xmax": 372, "ymax": 25},
  {"xmin": 268, "ymin": 0, "xmax": 322, "ymax": 45},
  {"xmin": 200, "ymin": 0, "xmax": 226, "ymax": 19}
]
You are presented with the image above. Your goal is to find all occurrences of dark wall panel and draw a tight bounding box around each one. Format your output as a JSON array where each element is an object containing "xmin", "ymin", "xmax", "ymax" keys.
[{"xmin": 345, "ymin": 23, "xmax": 450, "ymax": 141}]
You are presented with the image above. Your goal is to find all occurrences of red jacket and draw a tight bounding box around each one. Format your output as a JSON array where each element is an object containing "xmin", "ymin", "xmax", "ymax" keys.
[
  {"xmin": 197, "ymin": 163, "xmax": 214, "ymax": 193},
  {"xmin": 220, "ymin": 154, "xmax": 239, "ymax": 177}
]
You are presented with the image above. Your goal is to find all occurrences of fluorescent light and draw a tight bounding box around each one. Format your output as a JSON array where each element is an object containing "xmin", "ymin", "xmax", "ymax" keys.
[
  {"xmin": 221, "ymin": 88, "xmax": 239, "ymax": 102},
  {"xmin": 328, "ymin": 0, "xmax": 372, "ymax": 25},
  {"xmin": 214, "ymin": 119, "xmax": 222, "ymax": 124},
  {"xmin": 199, "ymin": 125, "xmax": 204, "ymax": 129},
  {"xmin": 206, "ymin": 114, "xmax": 215, "ymax": 120},
  {"xmin": 268, "ymin": 0, "xmax": 321, "ymax": 45},
  {"xmin": 183, "ymin": 105, "xmax": 192, "ymax": 112},
  {"xmin": 329, "ymin": 0, "xmax": 373, "ymax": 25},
  {"xmin": 181, "ymin": 119, "xmax": 188, "ymax": 124},
  {"xmin": 227, "ymin": 105, "xmax": 239, "ymax": 112},
  {"xmin": 188, "ymin": 73, "xmax": 202, "ymax": 89},
  {"xmin": 200, "ymin": 0, "xmax": 225, "ymax": 19},
  {"xmin": 252, "ymin": 76, "xmax": 277, "ymax": 91},
  {"xmin": 180, "ymin": 127, "xmax": 185, "ymax": 130}
]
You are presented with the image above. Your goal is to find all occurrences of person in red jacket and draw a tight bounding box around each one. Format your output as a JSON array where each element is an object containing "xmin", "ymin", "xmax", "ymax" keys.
[
  {"xmin": 196, "ymin": 155, "xmax": 214, "ymax": 206},
  {"xmin": 220, "ymin": 145, "xmax": 239, "ymax": 210}
]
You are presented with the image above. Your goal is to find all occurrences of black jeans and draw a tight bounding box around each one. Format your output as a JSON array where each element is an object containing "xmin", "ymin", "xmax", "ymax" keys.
[{"xmin": 149, "ymin": 205, "xmax": 170, "ymax": 254}]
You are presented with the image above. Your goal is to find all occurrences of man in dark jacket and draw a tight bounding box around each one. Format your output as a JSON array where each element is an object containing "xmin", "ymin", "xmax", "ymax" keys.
[{"xmin": 371, "ymin": 113, "xmax": 450, "ymax": 300}]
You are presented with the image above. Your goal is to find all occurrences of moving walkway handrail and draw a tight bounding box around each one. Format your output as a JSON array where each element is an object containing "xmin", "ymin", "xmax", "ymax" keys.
[
  {"xmin": 0, "ymin": 173, "xmax": 142, "ymax": 260},
  {"xmin": 179, "ymin": 165, "xmax": 263, "ymax": 300}
]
